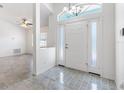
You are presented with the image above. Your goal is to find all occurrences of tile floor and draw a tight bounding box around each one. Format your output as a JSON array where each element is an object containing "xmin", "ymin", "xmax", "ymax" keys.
[
  {"xmin": 0, "ymin": 54, "xmax": 33, "ymax": 89},
  {"xmin": 0, "ymin": 55, "xmax": 116, "ymax": 90},
  {"xmin": 7, "ymin": 66, "xmax": 117, "ymax": 90}
]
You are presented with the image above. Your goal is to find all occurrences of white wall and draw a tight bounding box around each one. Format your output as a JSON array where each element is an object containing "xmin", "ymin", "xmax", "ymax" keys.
[
  {"xmin": 0, "ymin": 4, "xmax": 33, "ymax": 57},
  {"xmin": 26, "ymin": 31, "xmax": 33, "ymax": 54},
  {"xmin": 0, "ymin": 19, "xmax": 26, "ymax": 57},
  {"xmin": 115, "ymin": 3, "xmax": 124, "ymax": 89},
  {"xmin": 41, "ymin": 26, "xmax": 48, "ymax": 33},
  {"xmin": 115, "ymin": 4, "xmax": 124, "ymax": 42},
  {"xmin": 116, "ymin": 43, "xmax": 124, "ymax": 89},
  {"xmin": 48, "ymin": 14, "xmax": 56, "ymax": 47},
  {"xmin": 37, "ymin": 48, "xmax": 55, "ymax": 74},
  {"xmin": 102, "ymin": 4, "xmax": 115, "ymax": 80},
  {"xmin": 33, "ymin": 4, "xmax": 56, "ymax": 75},
  {"xmin": 0, "ymin": 19, "xmax": 33, "ymax": 57}
]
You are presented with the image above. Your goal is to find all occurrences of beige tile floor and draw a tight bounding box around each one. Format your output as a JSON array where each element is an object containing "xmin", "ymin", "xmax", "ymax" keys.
[{"xmin": 0, "ymin": 55, "xmax": 116, "ymax": 90}]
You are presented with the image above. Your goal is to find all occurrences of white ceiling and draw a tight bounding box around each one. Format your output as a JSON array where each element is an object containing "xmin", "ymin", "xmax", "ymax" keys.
[
  {"xmin": 0, "ymin": 4, "xmax": 33, "ymax": 20},
  {"xmin": 0, "ymin": 3, "xmax": 51, "ymax": 27}
]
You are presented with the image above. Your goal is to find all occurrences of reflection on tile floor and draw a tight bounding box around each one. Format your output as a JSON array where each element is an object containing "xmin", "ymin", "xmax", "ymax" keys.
[
  {"xmin": 7, "ymin": 66, "xmax": 116, "ymax": 90},
  {"xmin": 0, "ymin": 55, "xmax": 116, "ymax": 90}
]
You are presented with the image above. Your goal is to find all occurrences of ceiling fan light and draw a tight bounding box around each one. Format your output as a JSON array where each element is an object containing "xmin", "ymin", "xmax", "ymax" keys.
[
  {"xmin": 24, "ymin": 20, "xmax": 28, "ymax": 24},
  {"xmin": 21, "ymin": 24, "xmax": 27, "ymax": 28}
]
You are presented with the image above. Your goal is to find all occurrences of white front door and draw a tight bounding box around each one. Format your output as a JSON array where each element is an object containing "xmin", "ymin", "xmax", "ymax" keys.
[
  {"xmin": 64, "ymin": 18, "xmax": 102, "ymax": 75},
  {"xmin": 65, "ymin": 21, "xmax": 88, "ymax": 72}
]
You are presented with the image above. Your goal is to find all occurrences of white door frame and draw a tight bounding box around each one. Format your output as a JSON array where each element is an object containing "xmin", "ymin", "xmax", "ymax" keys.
[{"xmin": 57, "ymin": 13, "xmax": 103, "ymax": 76}]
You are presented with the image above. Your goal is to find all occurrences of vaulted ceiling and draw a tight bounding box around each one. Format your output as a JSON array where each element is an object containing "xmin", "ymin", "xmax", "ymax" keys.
[
  {"xmin": 0, "ymin": 3, "xmax": 52, "ymax": 27},
  {"xmin": 0, "ymin": 3, "xmax": 33, "ymax": 21}
]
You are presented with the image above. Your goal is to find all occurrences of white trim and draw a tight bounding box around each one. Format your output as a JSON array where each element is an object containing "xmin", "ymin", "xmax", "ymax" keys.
[{"xmin": 33, "ymin": 3, "xmax": 41, "ymax": 76}]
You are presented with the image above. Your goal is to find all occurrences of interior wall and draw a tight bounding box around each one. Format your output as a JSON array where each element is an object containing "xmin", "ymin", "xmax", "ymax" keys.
[
  {"xmin": 47, "ymin": 14, "xmax": 56, "ymax": 47},
  {"xmin": 41, "ymin": 26, "xmax": 48, "ymax": 33},
  {"xmin": 102, "ymin": 3, "xmax": 115, "ymax": 80},
  {"xmin": 34, "ymin": 3, "xmax": 56, "ymax": 75},
  {"xmin": 0, "ymin": 4, "xmax": 33, "ymax": 57},
  {"xmin": 26, "ymin": 31, "xmax": 33, "ymax": 54},
  {"xmin": 115, "ymin": 3, "xmax": 124, "ymax": 89},
  {"xmin": 0, "ymin": 19, "xmax": 26, "ymax": 57}
]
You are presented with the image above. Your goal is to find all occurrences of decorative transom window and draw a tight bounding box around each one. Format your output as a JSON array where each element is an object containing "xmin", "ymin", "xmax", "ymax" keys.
[{"xmin": 57, "ymin": 4, "xmax": 102, "ymax": 21}]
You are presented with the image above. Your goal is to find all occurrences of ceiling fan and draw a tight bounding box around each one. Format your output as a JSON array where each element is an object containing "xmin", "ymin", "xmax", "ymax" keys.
[
  {"xmin": 21, "ymin": 18, "xmax": 33, "ymax": 28},
  {"xmin": 17, "ymin": 17, "xmax": 33, "ymax": 28}
]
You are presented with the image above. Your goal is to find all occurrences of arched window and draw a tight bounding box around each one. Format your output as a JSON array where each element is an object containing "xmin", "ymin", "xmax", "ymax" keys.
[{"xmin": 57, "ymin": 4, "xmax": 102, "ymax": 21}]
